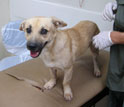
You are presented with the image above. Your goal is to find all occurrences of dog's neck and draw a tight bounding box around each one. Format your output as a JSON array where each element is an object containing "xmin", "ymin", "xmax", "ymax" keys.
[{"xmin": 45, "ymin": 30, "xmax": 68, "ymax": 52}]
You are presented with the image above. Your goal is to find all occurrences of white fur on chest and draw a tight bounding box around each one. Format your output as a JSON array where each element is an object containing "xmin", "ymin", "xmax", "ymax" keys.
[{"xmin": 40, "ymin": 47, "xmax": 72, "ymax": 69}]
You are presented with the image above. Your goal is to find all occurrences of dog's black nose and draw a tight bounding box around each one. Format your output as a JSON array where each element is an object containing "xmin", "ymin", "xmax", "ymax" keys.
[{"xmin": 27, "ymin": 42, "xmax": 38, "ymax": 51}]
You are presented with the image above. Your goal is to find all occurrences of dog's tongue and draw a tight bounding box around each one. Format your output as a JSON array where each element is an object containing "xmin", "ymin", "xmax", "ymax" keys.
[{"xmin": 30, "ymin": 51, "xmax": 40, "ymax": 58}]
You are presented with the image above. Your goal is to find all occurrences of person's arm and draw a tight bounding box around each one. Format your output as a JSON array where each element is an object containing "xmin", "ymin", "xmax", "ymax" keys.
[
  {"xmin": 92, "ymin": 31, "xmax": 124, "ymax": 50},
  {"xmin": 111, "ymin": 31, "xmax": 124, "ymax": 44}
]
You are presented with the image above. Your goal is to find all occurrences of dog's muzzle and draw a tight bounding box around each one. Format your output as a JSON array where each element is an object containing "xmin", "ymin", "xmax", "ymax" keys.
[{"xmin": 27, "ymin": 41, "xmax": 48, "ymax": 58}]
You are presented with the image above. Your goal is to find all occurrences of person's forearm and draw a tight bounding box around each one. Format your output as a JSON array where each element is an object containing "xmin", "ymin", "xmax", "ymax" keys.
[{"xmin": 110, "ymin": 31, "xmax": 124, "ymax": 44}]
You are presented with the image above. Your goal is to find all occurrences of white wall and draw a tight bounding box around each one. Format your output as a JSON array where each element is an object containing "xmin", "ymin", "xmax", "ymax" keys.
[{"xmin": 0, "ymin": 0, "xmax": 11, "ymax": 60}]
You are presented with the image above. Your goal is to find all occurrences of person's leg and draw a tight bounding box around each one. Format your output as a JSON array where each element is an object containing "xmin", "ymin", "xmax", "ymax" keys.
[
  {"xmin": 108, "ymin": 90, "xmax": 124, "ymax": 107},
  {"xmin": 116, "ymin": 91, "xmax": 124, "ymax": 107},
  {"xmin": 108, "ymin": 90, "xmax": 117, "ymax": 107},
  {"xmin": 123, "ymin": 100, "xmax": 124, "ymax": 107}
]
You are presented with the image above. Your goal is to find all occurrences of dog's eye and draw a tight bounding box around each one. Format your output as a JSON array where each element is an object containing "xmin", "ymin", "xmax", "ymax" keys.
[
  {"xmin": 26, "ymin": 26, "xmax": 32, "ymax": 34},
  {"xmin": 40, "ymin": 28, "xmax": 48, "ymax": 35}
]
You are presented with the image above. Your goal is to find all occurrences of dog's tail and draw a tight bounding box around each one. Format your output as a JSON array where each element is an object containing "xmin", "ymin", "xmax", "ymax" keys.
[
  {"xmin": 95, "ymin": 24, "xmax": 100, "ymax": 36},
  {"xmin": 90, "ymin": 23, "xmax": 100, "ymax": 55}
]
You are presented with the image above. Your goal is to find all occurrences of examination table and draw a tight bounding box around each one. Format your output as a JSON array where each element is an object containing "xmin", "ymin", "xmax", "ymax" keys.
[{"xmin": 0, "ymin": 50, "xmax": 109, "ymax": 107}]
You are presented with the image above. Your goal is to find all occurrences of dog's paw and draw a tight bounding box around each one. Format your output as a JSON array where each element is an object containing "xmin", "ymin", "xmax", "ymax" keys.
[
  {"xmin": 94, "ymin": 69, "xmax": 101, "ymax": 77},
  {"xmin": 43, "ymin": 79, "xmax": 56, "ymax": 90},
  {"xmin": 64, "ymin": 92, "xmax": 73, "ymax": 101}
]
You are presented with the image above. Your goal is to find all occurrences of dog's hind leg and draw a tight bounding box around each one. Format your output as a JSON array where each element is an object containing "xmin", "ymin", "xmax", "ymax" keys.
[
  {"xmin": 43, "ymin": 68, "xmax": 57, "ymax": 90},
  {"xmin": 90, "ymin": 43, "xmax": 101, "ymax": 77}
]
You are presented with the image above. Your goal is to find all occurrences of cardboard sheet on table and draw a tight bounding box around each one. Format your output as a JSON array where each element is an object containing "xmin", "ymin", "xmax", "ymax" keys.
[{"xmin": 0, "ymin": 50, "xmax": 109, "ymax": 107}]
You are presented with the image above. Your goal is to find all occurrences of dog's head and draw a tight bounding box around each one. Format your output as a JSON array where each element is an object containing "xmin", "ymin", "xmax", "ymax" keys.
[{"xmin": 20, "ymin": 16, "xmax": 67, "ymax": 58}]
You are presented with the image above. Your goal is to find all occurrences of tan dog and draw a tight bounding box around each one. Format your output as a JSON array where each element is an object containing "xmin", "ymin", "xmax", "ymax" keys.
[{"xmin": 20, "ymin": 16, "xmax": 100, "ymax": 101}]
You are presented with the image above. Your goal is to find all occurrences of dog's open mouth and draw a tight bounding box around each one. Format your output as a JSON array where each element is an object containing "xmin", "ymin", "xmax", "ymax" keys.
[
  {"xmin": 30, "ymin": 51, "xmax": 41, "ymax": 58},
  {"xmin": 28, "ymin": 41, "xmax": 48, "ymax": 58}
]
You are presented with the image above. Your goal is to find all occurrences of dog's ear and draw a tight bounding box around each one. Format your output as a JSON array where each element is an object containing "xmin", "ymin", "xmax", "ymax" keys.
[
  {"xmin": 51, "ymin": 16, "xmax": 67, "ymax": 28},
  {"xmin": 19, "ymin": 21, "xmax": 26, "ymax": 31}
]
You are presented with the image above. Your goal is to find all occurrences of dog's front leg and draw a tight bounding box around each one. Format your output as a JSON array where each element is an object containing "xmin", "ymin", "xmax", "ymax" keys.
[
  {"xmin": 43, "ymin": 68, "xmax": 57, "ymax": 90},
  {"xmin": 63, "ymin": 66, "xmax": 73, "ymax": 101}
]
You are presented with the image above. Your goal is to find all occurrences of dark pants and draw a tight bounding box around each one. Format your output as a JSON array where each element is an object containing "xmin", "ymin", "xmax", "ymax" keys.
[
  {"xmin": 107, "ymin": 24, "xmax": 124, "ymax": 107},
  {"xmin": 108, "ymin": 90, "xmax": 124, "ymax": 107}
]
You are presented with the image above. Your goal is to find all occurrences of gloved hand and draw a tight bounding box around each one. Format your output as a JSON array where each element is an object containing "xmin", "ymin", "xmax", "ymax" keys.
[
  {"xmin": 92, "ymin": 31, "xmax": 113, "ymax": 50},
  {"xmin": 102, "ymin": 2, "xmax": 117, "ymax": 22}
]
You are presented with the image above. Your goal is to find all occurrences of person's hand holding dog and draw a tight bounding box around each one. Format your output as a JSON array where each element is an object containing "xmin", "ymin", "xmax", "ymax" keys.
[
  {"xmin": 93, "ymin": 31, "xmax": 124, "ymax": 50},
  {"xmin": 92, "ymin": 31, "xmax": 113, "ymax": 50}
]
